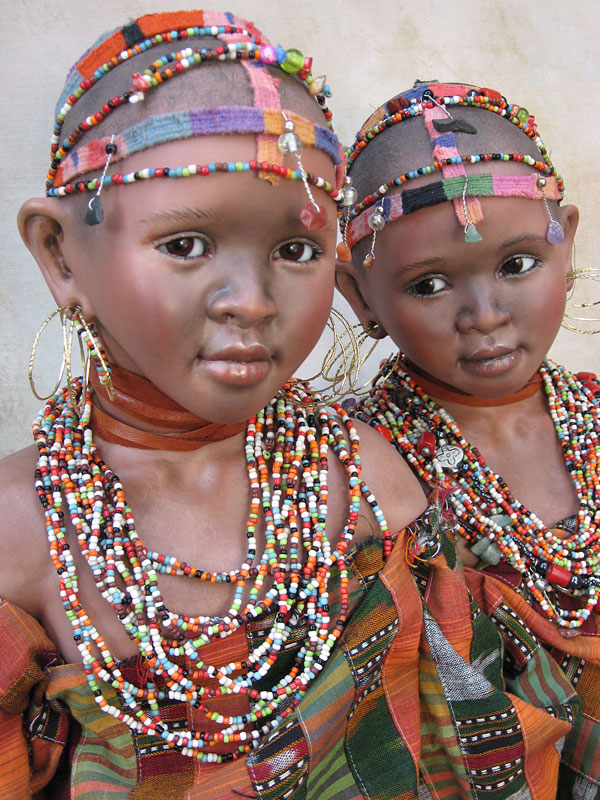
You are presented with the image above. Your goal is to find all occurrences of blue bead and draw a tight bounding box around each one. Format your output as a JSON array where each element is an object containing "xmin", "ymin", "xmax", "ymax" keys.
[{"xmin": 275, "ymin": 44, "xmax": 287, "ymax": 64}]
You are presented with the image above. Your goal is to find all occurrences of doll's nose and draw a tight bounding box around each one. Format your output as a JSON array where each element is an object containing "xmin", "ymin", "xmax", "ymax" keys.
[
  {"xmin": 207, "ymin": 269, "xmax": 277, "ymax": 328},
  {"xmin": 456, "ymin": 289, "xmax": 510, "ymax": 335}
]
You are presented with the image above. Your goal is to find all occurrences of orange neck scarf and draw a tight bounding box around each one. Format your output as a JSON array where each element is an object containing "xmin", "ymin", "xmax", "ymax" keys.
[
  {"xmin": 401, "ymin": 359, "xmax": 543, "ymax": 407},
  {"xmin": 91, "ymin": 365, "xmax": 247, "ymax": 450}
]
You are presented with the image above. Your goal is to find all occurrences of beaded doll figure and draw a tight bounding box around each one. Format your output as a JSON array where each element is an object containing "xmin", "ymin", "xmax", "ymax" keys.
[
  {"xmin": 337, "ymin": 81, "xmax": 600, "ymax": 797},
  {"xmin": 0, "ymin": 19, "xmax": 578, "ymax": 797}
]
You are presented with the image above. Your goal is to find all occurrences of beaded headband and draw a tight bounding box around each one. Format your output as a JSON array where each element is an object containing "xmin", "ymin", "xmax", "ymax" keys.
[
  {"xmin": 47, "ymin": 11, "xmax": 344, "ymax": 229},
  {"xmin": 338, "ymin": 81, "xmax": 565, "ymax": 268}
]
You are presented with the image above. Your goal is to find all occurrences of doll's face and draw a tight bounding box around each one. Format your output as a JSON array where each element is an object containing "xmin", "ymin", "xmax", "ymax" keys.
[
  {"xmin": 346, "ymin": 195, "xmax": 577, "ymax": 398},
  {"xmin": 62, "ymin": 133, "xmax": 337, "ymax": 422}
]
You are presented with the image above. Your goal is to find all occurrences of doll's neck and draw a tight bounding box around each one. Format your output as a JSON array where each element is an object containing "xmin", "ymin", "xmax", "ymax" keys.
[
  {"xmin": 401, "ymin": 358, "xmax": 543, "ymax": 408},
  {"xmin": 90, "ymin": 364, "xmax": 247, "ymax": 450}
]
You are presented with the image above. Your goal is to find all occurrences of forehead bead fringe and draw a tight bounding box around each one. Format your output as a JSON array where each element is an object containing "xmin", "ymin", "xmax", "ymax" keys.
[
  {"xmin": 33, "ymin": 379, "xmax": 390, "ymax": 760},
  {"xmin": 47, "ymin": 158, "xmax": 339, "ymax": 204}
]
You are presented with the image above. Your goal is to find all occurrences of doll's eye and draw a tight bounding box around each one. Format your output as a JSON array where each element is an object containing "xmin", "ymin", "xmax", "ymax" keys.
[
  {"xmin": 156, "ymin": 235, "xmax": 210, "ymax": 259},
  {"xmin": 499, "ymin": 254, "xmax": 540, "ymax": 276},
  {"xmin": 272, "ymin": 241, "xmax": 321, "ymax": 263},
  {"xmin": 407, "ymin": 275, "xmax": 449, "ymax": 297}
]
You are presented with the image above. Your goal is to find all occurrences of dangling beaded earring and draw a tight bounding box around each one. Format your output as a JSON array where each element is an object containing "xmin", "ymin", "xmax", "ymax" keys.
[
  {"xmin": 537, "ymin": 176, "xmax": 565, "ymax": 244},
  {"xmin": 84, "ymin": 135, "xmax": 117, "ymax": 225},
  {"xmin": 71, "ymin": 308, "xmax": 114, "ymax": 412},
  {"xmin": 462, "ymin": 175, "xmax": 482, "ymax": 243},
  {"xmin": 362, "ymin": 205, "xmax": 386, "ymax": 269},
  {"xmin": 278, "ymin": 114, "xmax": 327, "ymax": 231},
  {"xmin": 336, "ymin": 176, "xmax": 358, "ymax": 263}
]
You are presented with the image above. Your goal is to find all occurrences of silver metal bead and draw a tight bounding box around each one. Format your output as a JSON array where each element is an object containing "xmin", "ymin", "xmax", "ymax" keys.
[
  {"xmin": 342, "ymin": 185, "xmax": 358, "ymax": 206},
  {"xmin": 368, "ymin": 208, "xmax": 386, "ymax": 232},
  {"xmin": 278, "ymin": 131, "xmax": 303, "ymax": 155}
]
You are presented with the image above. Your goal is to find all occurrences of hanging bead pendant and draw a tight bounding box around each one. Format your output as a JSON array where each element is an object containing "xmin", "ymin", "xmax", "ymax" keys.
[{"xmin": 299, "ymin": 202, "xmax": 327, "ymax": 231}]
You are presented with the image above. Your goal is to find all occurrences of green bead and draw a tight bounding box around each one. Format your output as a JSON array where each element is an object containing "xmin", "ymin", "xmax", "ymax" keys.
[
  {"xmin": 516, "ymin": 107, "xmax": 529, "ymax": 124},
  {"xmin": 281, "ymin": 48, "xmax": 304, "ymax": 74},
  {"xmin": 464, "ymin": 223, "xmax": 483, "ymax": 243}
]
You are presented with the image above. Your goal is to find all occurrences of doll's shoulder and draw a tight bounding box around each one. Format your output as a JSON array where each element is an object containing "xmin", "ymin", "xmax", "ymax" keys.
[
  {"xmin": 0, "ymin": 445, "xmax": 52, "ymax": 617},
  {"xmin": 326, "ymin": 415, "xmax": 427, "ymax": 542}
]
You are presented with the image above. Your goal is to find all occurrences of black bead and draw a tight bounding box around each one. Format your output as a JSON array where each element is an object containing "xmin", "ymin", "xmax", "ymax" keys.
[{"xmin": 84, "ymin": 195, "xmax": 104, "ymax": 226}]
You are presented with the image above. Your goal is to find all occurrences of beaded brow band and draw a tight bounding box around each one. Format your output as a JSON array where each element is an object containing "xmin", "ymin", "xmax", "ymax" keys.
[
  {"xmin": 48, "ymin": 15, "xmax": 342, "ymax": 231},
  {"xmin": 345, "ymin": 85, "xmax": 559, "ymax": 180},
  {"xmin": 345, "ymin": 172, "xmax": 562, "ymax": 248},
  {"xmin": 54, "ymin": 107, "xmax": 342, "ymax": 186}
]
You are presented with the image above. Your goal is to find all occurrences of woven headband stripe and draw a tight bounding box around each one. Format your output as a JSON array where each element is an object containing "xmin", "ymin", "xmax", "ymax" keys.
[
  {"xmin": 54, "ymin": 107, "xmax": 342, "ymax": 186},
  {"xmin": 73, "ymin": 12, "xmax": 259, "ymax": 81},
  {"xmin": 346, "ymin": 174, "xmax": 562, "ymax": 248},
  {"xmin": 424, "ymin": 103, "xmax": 483, "ymax": 227}
]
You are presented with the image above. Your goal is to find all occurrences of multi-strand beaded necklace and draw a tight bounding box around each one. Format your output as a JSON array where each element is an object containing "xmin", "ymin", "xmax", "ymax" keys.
[
  {"xmin": 357, "ymin": 357, "xmax": 600, "ymax": 629},
  {"xmin": 33, "ymin": 380, "xmax": 389, "ymax": 761}
]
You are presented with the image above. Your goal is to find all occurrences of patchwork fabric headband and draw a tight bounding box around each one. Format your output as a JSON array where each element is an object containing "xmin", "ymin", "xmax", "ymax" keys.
[
  {"xmin": 47, "ymin": 11, "xmax": 344, "ymax": 230},
  {"xmin": 338, "ymin": 82, "xmax": 565, "ymax": 268}
]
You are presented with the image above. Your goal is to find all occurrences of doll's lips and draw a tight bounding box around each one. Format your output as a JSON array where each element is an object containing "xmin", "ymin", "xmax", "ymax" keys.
[
  {"xmin": 459, "ymin": 346, "xmax": 520, "ymax": 377},
  {"xmin": 200, "ymin": 344, "xmax": 272, "ymax": 386}
]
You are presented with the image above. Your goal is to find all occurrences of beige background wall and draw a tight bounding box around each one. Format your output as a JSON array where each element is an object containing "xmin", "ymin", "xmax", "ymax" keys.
[{"xmin": 2, "ymin": 0, "xmax": 598, "ymax": 456}]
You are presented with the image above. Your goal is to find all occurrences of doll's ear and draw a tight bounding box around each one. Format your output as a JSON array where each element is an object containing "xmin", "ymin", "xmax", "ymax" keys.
[
  {"xmin": 18, "ymin": 198, "xmax": 94, "ymax": 320},
  {"xmin": 561, "ymin": 204, "xmax": 579, "ymax": 245},
  {"xmin": 335, "ymin": 258, "xmax": 388, "ymax": 339},
  {"xmin": 560, "ymin": 204, "xmax": 579, "ymax": 289}
]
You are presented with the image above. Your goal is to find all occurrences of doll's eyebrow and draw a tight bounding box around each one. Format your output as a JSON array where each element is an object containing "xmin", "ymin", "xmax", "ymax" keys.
[
  {"xmin": 500, "ymin": 234, "xmax": 548, "ymax": 249},
  {"xmin": 138, "ymin": 206, "xmax": 218, "ymax": 225},
  {"xmin": 393, "ymin": 256, "xmax": 447, "ymax": 276}
]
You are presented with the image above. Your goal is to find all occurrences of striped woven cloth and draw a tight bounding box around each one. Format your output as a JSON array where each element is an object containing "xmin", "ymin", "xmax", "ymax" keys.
[
  {"xmin": 466, "ymin": 557, "xmax": 600, "ymax": 799},
  {"xmin": 0, "ymin": 513, "xmax": 581, "ymax": 799}
]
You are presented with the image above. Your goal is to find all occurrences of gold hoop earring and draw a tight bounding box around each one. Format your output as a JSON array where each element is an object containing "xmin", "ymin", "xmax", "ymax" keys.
[
  {"xmin": 563, "ymin": 261, "xmax": 600, "ymax": 335},
  {"xmin": 321, "ymin": 318, "xmax": 395, "ymax": 401},
  {"xmin": 298, "ymin": 309, "xmax": 363, "ymax": 400},
  {"xmin": 29, "ymin": 305, "xmax": 114, "ymax": 416},
  {"xmin": 28, "ymin": 307, "xmax": 68, "ymax": 401}
]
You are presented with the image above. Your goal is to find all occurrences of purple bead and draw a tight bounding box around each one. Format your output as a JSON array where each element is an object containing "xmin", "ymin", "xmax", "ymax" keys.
[
  {"xmin": 260, "ymin": 45, "xmax": 277, "ymax": 65},
  {"xmin": 547, "ymin": 220, "xmax": 564, "ymax": 244}
]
